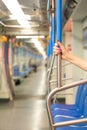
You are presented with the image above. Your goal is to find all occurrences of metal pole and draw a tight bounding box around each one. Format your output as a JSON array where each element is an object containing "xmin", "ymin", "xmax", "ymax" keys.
[{"xmin": 56, "ymin": 0, "xmax": 62, "ymax": 88}]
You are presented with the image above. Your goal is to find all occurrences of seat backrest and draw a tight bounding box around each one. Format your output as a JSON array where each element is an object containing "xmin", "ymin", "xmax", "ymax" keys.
[
  {"xmin": 84, "ymin": 96, "xmax": 87, "ymax": 117},
  {"xmin": 78, "ymin": 83, "xmax": 87, "ymax": 113},
  {"xmin": 75, "ymin": 83, "xmax": 85, "ymax": 106}
]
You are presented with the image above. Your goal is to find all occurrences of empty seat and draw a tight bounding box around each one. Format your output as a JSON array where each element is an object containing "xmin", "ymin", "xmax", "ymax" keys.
[
  {"xmin": 52, "ymin": 83, "xmax": 87, "ymax": 117},
  {"xmin": 53, "ymin": 96, "xmax": 87, "ymax": 130},
  {"xmin": 13, "ymin": 65, "xmax": 20, "ymax": 76},
  {"xmin": 51, "ymin": 83, "xmax": 86, "ymax": 111}
]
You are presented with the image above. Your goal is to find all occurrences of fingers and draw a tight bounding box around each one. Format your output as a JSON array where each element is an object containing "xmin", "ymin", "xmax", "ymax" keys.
[
  {"xmin": 55, "ymin": 43, "xmax": 58, "ymax": 47},
  {"xmin": 53, "ymin": 46, "xmax": 62, "ymax": 55},
  {"xmin": 55, "ymin": 41, "xmax": 61, "ymax": 47},
  {"xmin": 56, "ymin": 40, "xmax": 63, "ymax": 48},
  {"xmin": 53, "ymin": 40, "xmax": 63, "ymax": 55},
  {"xmin": 56, "ymin": 40, "xmax": 66, "ymax": 53}
]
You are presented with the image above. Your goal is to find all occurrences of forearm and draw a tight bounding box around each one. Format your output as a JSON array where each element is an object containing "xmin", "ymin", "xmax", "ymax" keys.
[{"xmin": 66, "ymin": 53, "xmax": 87, "ymax": 71}]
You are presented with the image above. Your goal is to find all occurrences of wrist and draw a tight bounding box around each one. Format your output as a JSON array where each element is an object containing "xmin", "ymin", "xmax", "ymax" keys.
[{"xmin": 65, "ymin": 53, "xmax": 73, "ymax": 61}]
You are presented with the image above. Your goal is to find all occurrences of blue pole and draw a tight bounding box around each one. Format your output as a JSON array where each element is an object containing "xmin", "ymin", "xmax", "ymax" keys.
[
  {"xmin": 56, "ymin": 0, "xmax": 62, "ymax": 42},
  {"xmin": 56, "ymin": 0, "xmax": 62, "ymax": 88},
  {"xmin": 52, "ymin": 16, "xmax": 56, "ymax": 46}
]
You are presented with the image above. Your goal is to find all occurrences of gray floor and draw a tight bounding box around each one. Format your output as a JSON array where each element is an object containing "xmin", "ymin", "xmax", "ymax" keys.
[{"xmin": 0, "ymin": 65, "xmax": 50, "ymax": 130}]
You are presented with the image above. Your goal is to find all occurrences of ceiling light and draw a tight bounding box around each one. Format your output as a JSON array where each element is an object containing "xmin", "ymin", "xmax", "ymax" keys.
[
  {"xmin": 31, "ymin": 38, "xmax": 47, "ymax": 59},
  {"xmin": 2, "ymin": 0, "xmax": 24, "ymax": 16},
  {"xmin": 2, "ymin": 0, "xmax": 30, "ymax": 27},
  {"xmin": 17, "ymin": 20, "xmax": 30, "ymax": 28},
  {"xmin": 9, "ymin": 14, "xmax": 31, "ymax": 20},
  {"xmin": 16, "ymin": 36, "xmax": 45, "ymax": 39}
]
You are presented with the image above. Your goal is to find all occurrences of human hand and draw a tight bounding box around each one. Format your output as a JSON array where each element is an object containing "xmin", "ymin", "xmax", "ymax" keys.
[{"xmin": 53, "ymin": 40, "xmax": 68, "ymax": 60}]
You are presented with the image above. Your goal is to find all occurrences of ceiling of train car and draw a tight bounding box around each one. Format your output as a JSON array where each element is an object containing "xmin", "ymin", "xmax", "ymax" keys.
[
  {"xmin": 0, "ymin": 0, "xmax": 68, "ymax": 37},
  {"xmin": 0, "ymin": 0, "xmax": 49, "ymax": 36},
  {"xmin": 0, "ymin": 0, "xmax": 80, "ymax": 57}
]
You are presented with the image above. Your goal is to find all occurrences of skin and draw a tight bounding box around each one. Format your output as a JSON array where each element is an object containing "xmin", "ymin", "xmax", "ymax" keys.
[{"xmin": 54, "ymin": 40, "xmax": 87, "ymax": 71}]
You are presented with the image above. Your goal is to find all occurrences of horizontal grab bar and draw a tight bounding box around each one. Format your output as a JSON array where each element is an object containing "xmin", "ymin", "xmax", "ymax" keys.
[
  {"xmin": 53, "ymin": 118, "xmax": 87, "ymax": 128},
  {"xmin": 47, "ymin": 79, "xmax": 87, "ymax": 126}
]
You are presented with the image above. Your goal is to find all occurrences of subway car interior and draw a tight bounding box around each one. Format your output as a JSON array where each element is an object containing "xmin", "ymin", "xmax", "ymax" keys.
[{"xmin": 0, "ymin": 0, "xmax": 87, "ymax": 130}]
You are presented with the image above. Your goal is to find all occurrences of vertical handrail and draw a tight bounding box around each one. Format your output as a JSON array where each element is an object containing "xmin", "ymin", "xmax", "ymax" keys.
[
  {"xmin": 46, "ymin": 1, "xmax": 56, "ymax": 130},
  {"xmin": 47, "ymin": 0, "xmax": 56, "ymax": 93},
  {"xmin": 56, "ymin": 0, "xmax": 62, "ymax": 88},
  {"xmin": 47, "ymin": 54, "xmax": 55, "ymax": 93},
  {"xmin": 47, "ymin": 1, "xmax": 62, "ymax": 130}
]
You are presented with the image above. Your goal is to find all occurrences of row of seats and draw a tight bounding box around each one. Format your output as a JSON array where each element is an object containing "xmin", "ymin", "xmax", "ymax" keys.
[
  {"xmin": 47, "ymin": 83, "xmax": 87, "ymax": 130},
  {"xmin": 13, "ymin": 65, "xmax": 34, "ymax": 78}
]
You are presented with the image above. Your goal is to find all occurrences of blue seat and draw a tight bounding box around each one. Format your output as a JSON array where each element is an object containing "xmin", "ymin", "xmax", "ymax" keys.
[
  {"xmin": 28, "ymin": 67, "xmax": 34, "ymax": 73},
  {"xmin": 19, "ymin": 64, "xmax": 29, "ymax": 78},
  {"xmin": 53, "ymin": 96, "xmax": 87, "ymax": 130},
  {"xmin": 51, "ymin": 83, "xmax": 86, "ymax": 111},
  {"xmin": 13, "ymin": 65, "xmax": 20, "ymax": 76},
  {"xmin": 19, "ymin": 71, "xmax": 26, "ymax": 78},
  {"xmin": 52, "ymin": 83, "xmax": 87, "ymax": 117},
  {"xmin": 22, "ymin": 64, "xmax": 28, "ymax": 75}
]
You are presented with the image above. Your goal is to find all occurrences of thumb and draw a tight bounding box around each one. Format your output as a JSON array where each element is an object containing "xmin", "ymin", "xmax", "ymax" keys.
[{"xmin": 56, "ymin": 40, "xmax": 63, "ymax": 48}]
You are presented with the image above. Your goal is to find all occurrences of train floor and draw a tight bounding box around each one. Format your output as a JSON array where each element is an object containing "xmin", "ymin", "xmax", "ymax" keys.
[{"xmin": 0, "ymin": 65, "xmax": 50, "ymax": 130}]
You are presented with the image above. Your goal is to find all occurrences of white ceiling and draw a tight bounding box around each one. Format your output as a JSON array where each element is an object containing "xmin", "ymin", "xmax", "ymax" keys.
[
  {"xmin": 0, "ymin": 0, "xmax": 81, "ymax": 36},
  {"xmin": 0, "ymin": 0, "xmax": 49, "ymax": 36}
]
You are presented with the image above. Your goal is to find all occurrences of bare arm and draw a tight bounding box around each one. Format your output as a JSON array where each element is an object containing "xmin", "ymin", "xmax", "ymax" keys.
[
  {"xmin": 66, "ymin": 53, "xmax": 87, "ymax": 71},
  {"xmin": 54, "ymin": 41, "xmax": 87, "ymax": 71}
]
